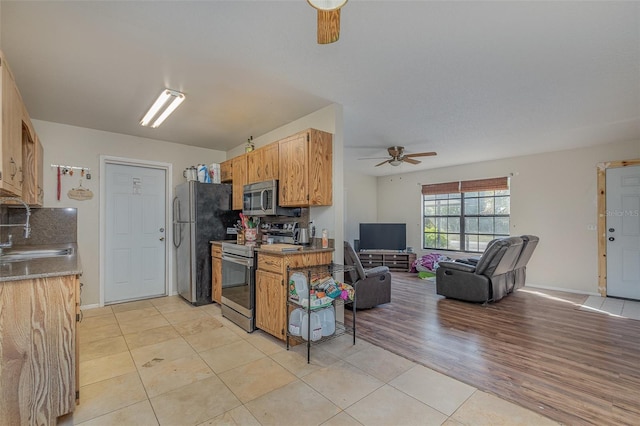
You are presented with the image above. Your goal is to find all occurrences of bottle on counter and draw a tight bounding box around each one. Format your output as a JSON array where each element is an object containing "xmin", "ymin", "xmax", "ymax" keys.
[{"xmin": 322, "ymin": 229, "xmax": 328, "ymax": 249}]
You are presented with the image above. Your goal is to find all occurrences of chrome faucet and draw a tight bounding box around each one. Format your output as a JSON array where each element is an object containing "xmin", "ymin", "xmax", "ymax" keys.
[{"xmin": 0, "ymin": 197, "xmax": 31, "ymax": 253}]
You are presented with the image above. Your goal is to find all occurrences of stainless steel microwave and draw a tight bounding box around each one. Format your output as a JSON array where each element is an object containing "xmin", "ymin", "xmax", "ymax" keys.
[{"xmin": 242, "ymin": 180, "xmax": 300, "ymax": 217}]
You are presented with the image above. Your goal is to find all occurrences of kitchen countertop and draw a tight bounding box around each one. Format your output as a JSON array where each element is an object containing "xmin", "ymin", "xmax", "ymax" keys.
[
  {"xmin": 210, "ymin": 240, "xmax": 334, "ymax": 255},
  {"xmin": 0, "ymin": 243, "xmax": 82, "ymax": 282},
  {"xmin": 255, "ymin": 244, "xmax": 334, "ymax": 255}
]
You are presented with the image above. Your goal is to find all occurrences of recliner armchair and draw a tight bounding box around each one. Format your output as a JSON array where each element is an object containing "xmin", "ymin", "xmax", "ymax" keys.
[
  {"xmin": 512, "ymin": 235, "xmax": 539, "ymax": 291},
  {"xmin": 343, "ymin": 241, "xmax": 392, "ymax": 309},
  {"xmin": 436, "ymin": 236, "xmax": 524, "ymax": 303}
]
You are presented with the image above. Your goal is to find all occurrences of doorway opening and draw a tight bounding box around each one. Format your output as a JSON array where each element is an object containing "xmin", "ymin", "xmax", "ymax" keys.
[
  {"xmin": 596, "ymin": 158, "xmax": 640, "ymax": 299},
  {"xmin": 100, "ymin": 156, "xmax": 172, "ymax": 306}
]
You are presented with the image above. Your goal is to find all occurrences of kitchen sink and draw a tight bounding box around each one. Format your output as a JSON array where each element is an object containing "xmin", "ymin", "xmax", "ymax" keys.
[{"xmin": 0, "ymin": 247, "xmax": 74, "ymax": 263}]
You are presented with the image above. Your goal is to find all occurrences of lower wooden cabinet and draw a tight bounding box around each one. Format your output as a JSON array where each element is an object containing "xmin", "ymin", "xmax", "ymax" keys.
[
  {"xmin": 255, "ymin": 269, "xmax": 286, "ymax": 339},
  {"xmin": 255, "ymin": 250, "xmax": 333, "ymax": 340},
  {"xmin": 0, "ymin": 274, "xmax": 80, "ymax": 424},
  {"xmin": 211, "ymin": 243, "xmax": 222, "ymax": 304}
]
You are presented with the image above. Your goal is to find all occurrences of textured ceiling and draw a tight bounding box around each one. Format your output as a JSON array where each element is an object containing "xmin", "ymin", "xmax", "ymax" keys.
[{"xmin": 2, "ymin": 1, "xmax": 639, "ymax": 176}]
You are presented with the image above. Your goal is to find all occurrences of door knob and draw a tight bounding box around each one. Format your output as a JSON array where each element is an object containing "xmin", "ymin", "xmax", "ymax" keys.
[
  {"xmin": 609, "ymin": 228, "xmax": 615, "ymax": 233},
  {"xmin": 159, "ymin": 237, "xmax": 165, "ymax": 241},
  {"xmin": 608, "ymin": 237, "xmax": 615, "ymax": 241}
]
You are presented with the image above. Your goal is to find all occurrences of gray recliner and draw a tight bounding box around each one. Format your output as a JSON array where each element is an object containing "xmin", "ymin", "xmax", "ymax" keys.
[
  {"xmin": 436, "ymin": 237, "xmax": 524, "ymax": 303},
  {"xmin": 343, "ymin": 241, "xmax": 392, "ymax": 309},
  {"xmin": 512, "ymin": 235, "xmax": 539, "ymax": 291}
]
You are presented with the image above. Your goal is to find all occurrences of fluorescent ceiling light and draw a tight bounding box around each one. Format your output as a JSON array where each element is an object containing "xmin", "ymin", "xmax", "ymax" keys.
[{"xmin": 140, "ymin": 89, "xmax": 185, "ymax": 128}]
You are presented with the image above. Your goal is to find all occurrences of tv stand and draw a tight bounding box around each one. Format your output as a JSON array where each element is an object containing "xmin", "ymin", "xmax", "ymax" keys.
[{"xmin": 358, "ymin": 250, "xmax": 416, "ymax": 272}]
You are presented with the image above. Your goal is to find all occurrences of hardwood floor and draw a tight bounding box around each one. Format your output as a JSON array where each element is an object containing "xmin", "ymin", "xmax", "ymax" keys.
[{"xmin": 345, "ymin": 272, "xmax": 640, "ymax": 425}]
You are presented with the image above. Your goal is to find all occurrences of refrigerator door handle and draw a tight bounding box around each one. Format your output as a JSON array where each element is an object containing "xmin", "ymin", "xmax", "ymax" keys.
[{"xmin": 173, "ymin": 197, "xmax": 181, "ymax": 248}]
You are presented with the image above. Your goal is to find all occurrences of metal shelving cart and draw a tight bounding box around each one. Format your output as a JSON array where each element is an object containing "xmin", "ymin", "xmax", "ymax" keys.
[{"xmin": 286, "ymin": 262, "xmax": 356, "ymax": 363}]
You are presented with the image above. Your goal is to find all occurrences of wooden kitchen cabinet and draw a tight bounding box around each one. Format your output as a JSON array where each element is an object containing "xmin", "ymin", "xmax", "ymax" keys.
[
  {"xmin": 211, "ymin": 243, "xmax": 222, "ymax": 303},
  {"xmin": 231, "ymin": 154, "xmax": 247, "ymax": 210},
  {"xmin": 255, "ymin": 250, "xmax": 333, "ymax": 340},
  {"xmin": 0, "ymin": 274, "xmax": 80, "ymax": 424},
  {"xmin": 247, "ymin": 143, "xmax": 279, "ymax": 184},
  {"xmin": 21, "ymin": 110, "xmax": 44, "ymax": 206},
  {"xmin": 278, "ymin": 129, "xmax": 332, "ymax": 207},
  {"xmin": 255, "ymin": 268, "xmax": 286, "ymax": 339},
  {"xmin": 220, "ymin": 159, "xmax": 232, "ymax": 183},
  {"xmin": 0, "ymin": 52, "xmax": 24, "ymax": 197}
]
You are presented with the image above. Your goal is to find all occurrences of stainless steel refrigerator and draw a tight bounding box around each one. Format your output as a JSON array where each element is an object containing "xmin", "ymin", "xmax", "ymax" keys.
[{"xmin": 173, "ymin": 181, "xmax": 238, "ymax": 305}]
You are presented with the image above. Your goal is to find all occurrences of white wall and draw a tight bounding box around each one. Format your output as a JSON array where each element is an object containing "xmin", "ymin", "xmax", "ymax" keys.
[
  {"xmin": 34, "ymin": 120, "xmax": 227, "ymax": 306},
  {"xmin": 344, "ymin": 169, "xmax": 378, "ymax": 247},
  {"xmin": 373, "ymin": 139, "xmax": 640, "ymax": 295}
]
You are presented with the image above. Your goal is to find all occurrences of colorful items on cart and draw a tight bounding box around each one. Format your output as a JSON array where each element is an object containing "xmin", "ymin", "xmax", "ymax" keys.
[{"xmin": 288, "ymin": 273, "xmax": 355, "ymax": 308}]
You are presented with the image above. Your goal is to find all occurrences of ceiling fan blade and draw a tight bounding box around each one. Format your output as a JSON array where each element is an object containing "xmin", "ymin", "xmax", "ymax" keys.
[
  {"xmin": 403, "ymin": 157, "xmax": 421, "ymax": 165},
  {"xmin": 317, "ymin": 9, "xmax": 341, "ymax": 44},
  {"xmin": 375, "ymin": 160, "xmax": 390, "ymax": 167},
  {"xmin": 357, "ymin": 156, "xmax": 390, "ymax": 160},
  {"xmin": 405, "ymin": 151, "xmax": 437, "ymax": 158}
]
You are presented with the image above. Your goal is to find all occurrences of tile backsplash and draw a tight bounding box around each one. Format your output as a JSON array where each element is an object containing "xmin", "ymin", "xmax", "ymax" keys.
[{"xmin": 0, "ymin": 207, "xmax": 77, "ymax": 245}]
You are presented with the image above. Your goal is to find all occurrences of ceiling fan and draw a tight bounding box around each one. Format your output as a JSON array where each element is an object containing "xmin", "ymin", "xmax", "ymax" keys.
[
  {"xmin": 359, "ymin": 146, "xmax": 438, "ymax": 167},
  {"xmin": 307, "ymin": 0, "xmax": 347, "ymax": 44}
]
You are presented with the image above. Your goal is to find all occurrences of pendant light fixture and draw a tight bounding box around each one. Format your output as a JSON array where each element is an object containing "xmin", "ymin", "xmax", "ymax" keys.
[
  {"xmin": 140, "ymin": 89, "xmax": 185, "ymax": 128},
  {"xmin": 307, "ymin": 0, "xmax": 348, "ymax": 44}
]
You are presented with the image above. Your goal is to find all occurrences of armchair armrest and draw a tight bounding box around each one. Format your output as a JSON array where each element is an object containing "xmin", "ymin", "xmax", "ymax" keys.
[
  {"xmin": 365, "ymin": 265, "xmax": 390, "ymax": 278},
  {"xmin": 438, "ymin": 261, "xmax": 476, "ymax": 274}
]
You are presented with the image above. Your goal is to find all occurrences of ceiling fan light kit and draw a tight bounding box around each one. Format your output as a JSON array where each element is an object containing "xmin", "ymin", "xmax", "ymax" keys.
[
  {"xmin": 308, "ymin": 0, "xmax": 347, "ymax": 44},
  {"xmin": 307, "ymin": 0, "xmax": 347, "ymax": 11}
]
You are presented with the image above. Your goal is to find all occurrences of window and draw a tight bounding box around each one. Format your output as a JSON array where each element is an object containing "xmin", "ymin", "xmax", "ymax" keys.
[{"xmin": 422, "ymin": 178, "xmax": 510, "ymax": 253}]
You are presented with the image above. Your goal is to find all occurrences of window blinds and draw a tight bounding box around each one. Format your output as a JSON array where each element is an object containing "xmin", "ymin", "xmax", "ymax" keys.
[{"xmin": 422, "ymin": 176, "xmax": 509, "ymax": 195}]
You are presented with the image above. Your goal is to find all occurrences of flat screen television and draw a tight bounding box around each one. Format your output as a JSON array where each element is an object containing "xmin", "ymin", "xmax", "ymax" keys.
[{"xmin": 359, "ymin": 223, "xmax": 406, "ymax": 251}]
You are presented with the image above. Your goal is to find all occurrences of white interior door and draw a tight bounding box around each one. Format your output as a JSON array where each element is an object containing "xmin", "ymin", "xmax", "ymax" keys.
[
  {"xmin": 606, "ymin": 165, "xmax": 640, "ymax": 300},
  {"xmin": 105, "ymin": 163, "xmax": 167, "ymax": 304}
]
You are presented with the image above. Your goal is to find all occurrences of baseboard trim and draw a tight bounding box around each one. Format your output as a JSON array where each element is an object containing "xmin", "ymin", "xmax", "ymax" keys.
[
  {"xmin": 81, "ymin": 303, "xmax": 101, "ymax": 310},
  {"xmin": 525, "ymin": 284, "xmax": 600, "ymax": 297}
]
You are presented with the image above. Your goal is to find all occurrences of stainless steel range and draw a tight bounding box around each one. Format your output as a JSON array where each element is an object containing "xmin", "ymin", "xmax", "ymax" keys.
[{"xmin": 220, "ymin": 242, "xmax": 255, "ymax": 332}]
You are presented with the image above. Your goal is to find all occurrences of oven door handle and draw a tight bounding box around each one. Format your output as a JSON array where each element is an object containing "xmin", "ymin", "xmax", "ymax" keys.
[{"xmin": 222, "ymin": 254, "xmax": 253, "ymax": 267}]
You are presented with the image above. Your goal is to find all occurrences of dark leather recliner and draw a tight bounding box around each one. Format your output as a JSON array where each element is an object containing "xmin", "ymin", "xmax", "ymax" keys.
[
  {"xmin": 343, "ymin": 241, "xmax": 392, "ymax": 309},
  {"xmin": 512, "ymin": 235, "xmax": 539, "ymax": 291},
  {"xmin": 436, "ymin": 236, "xmax": 524, "ymax": 303}
]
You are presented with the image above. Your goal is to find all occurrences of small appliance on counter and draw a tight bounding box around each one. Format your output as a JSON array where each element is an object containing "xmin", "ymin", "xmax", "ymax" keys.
[{"xmin": 261, "ymin": 222, "xmax": 297, "ymax": 244}]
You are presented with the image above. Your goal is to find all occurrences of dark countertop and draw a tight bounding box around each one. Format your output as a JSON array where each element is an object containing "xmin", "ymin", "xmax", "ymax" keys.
[
  {"xmin": 255, "ymin": 244, "xmax": 334, "ymax": 255},
  {"xmin": 210, "ymin": 240, "xmax": 334, "ymax": 255},
  {"xmin": 0, "ymin": 243, "xmax": 82, "ymax": 282}
]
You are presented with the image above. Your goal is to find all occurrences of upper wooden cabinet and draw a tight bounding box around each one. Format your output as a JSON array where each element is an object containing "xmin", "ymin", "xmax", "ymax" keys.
[
  {"xmin": 231, "ymin": 154, "xmax": 247, "ymax": 210},
  {"xmin": 0, "ymin": 52, "xmax": 44, "ymax": 204},
  {"xmin": 278, "ymin": 129, "xmax": 332, "ymax": 207},
  {"xmin": 1, "ymin": 54, "xmax": 24, "ymax": 197},
  {"xmin": 247, "ymin": 143, "xmax": 279, "ymax": 184},
  {"xmin": 21, "ymin": 109, "xmax": 44, "ymax": 206},
  {"xmin": 220, "ymin": 159, "xmax": 232, "ymax": 183}
]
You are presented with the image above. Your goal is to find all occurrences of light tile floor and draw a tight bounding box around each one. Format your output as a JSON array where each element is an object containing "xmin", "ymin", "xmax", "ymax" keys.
[
  {"xmin": 580, "ymin": 295, "xmax": 640, "ymax": 320},
  {"xmin": 58, "ymin": 296, "xmax": 559, "ymax": 425}
]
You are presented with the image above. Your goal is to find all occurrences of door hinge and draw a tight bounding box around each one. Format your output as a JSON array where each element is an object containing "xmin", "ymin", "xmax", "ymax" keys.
[
  {"xmin": 281, "ymin": 279, "xmax": 284, "ymax": 287},
  {"xmin": 76, "ymin": 313, "xmax": 80, "ymax": 322},
  {"xmin": 76, "ymin": 390, "xmax": 80, "ymax": 400},
  {"xmin": 0, "ymin": 170, "xmax": 2, "ymax": 180}
]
